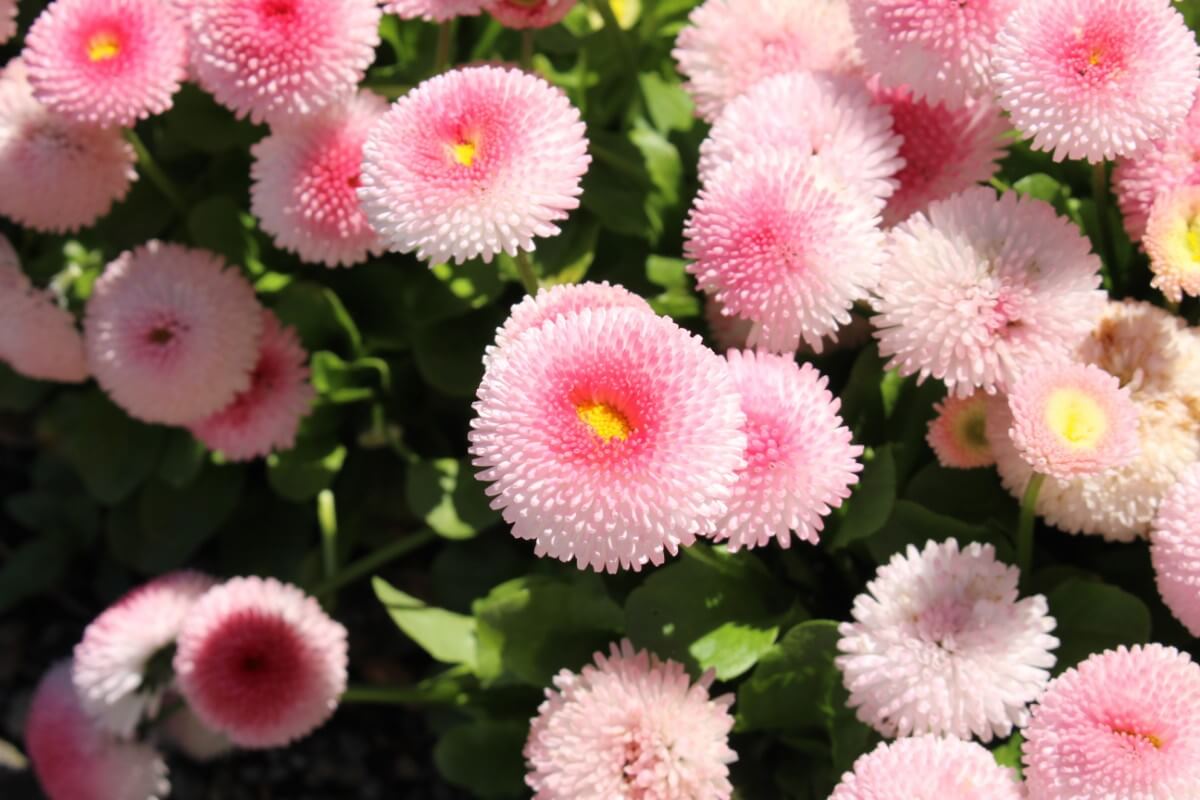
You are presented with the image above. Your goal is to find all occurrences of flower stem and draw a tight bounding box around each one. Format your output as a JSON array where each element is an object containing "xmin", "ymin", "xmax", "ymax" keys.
[
  {"xmin": 318, "ymin": 489, "xmax": 339, "ymax": 586},
  {"xmin": 311, "ymin": 529, "xmax": 438, "ymax": 598},
  {"xmin": 341, "ymin": 675, "xmax": 463, "ymax": 706},
  {"xmin": 434, "ymin": 21, "xmax": 452, "ymax": 72},
  {"xmin": 520, "ymin": 29, "xmax": 535, "ymax": 69},
  {"xmin": 515, "ymin": 250, "xmax": 539, "ymax": 294},
  {"xmin": 1017, "ymin": 472, "xmax": 1046, "ymax": 583},
  {"xmin": 124, "ymin": 129, "xmax": 185, "ymax": 214}
]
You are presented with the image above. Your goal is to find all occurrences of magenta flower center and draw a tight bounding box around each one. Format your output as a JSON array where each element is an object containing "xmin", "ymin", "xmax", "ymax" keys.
[{"xmin": 1060, "ymin": 22, "xmax": 1128, "ymax": 85}]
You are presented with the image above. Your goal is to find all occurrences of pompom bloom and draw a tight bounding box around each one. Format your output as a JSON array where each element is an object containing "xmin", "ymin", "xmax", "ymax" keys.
[
  {"xmin": 484, "ymin": 0, "xmax": 575, "ymax": 29},
  {"xmin": 173, "ymin": 577, "xmax": 349, "ymax": 748},
  {"xmin": 490, "ymin": 281, "xmax": 652, "ymax": 355},
  {"xmin": 1145, "ymin": 185, "xmax": 1200, "ymax": 303},
  {"xmin": 360, "ymin": 65, "xmax": 590, "ymax": 265},
  {"xmin": 992, "ymin": 0, "xmax": 1200, "ymax": 163},
  {"xmin": 26, "ymin": 662, "xmax": 169, "ymax": 800},
  {"xmin": 0, "ymin": 240, "xmax": 89, "ymax": 383},
  {"xmin": 1113, "ymin": 101, "xmax": 1200, "ymax": 242},
  {"xmin": 1023, "ymin": 644, "xmax": 1200, "ymax": 799},
  {"xmin": 84, "ymin": 241, "xmax": 263, "ymax": 426},
  {"xmin": 189, "ymin": 310, "xmax": 314, "ymax": 461},
  {"xmin": 1151, "ymin": 464, "xmax": 1200, "ymax": 637},
  {"xmin": 73, "ymin": 571, "xmax": 217, "ymax": 736},
  {"xmin": 672, "ymin": 0, "xmax": 861, "ymax": 122},
  {"xmin": 714, "ymin": 351, "xmax": 862, "ymax": 551},
  {"xmin": 830, "ymin": 736, "xmax": 1024, "ymax": 800},
  {"xmin": 926, "ymin": 391, "xmax": 994, "ymax": 469},
  {"xmin": 0, "ymin": 59, "xmax": 136, "ymax": 232},
  {"xmin": 188, "ymin": 0, "xmax": 381, "ymax": 124},
  {"xmin": 382, "ymin": 0, "xmax": 483, "ymax": 22},
  {"xmin": 524, "ymin": 640, "xmax": 736, "ymax": 800},
  {"xmin": 873, "ymin": 187, "xmax": 1106, "ymax": 396},
  {"xmin": 1, "ymin": 0, "xmax": 17, "ymax": 43},
  {"xmin": 250, "ymin": 90, "xmax": 387, "ymax": 268},
  {"xmin": 685, "ymin": 149, "xmax": 885, "ymax": 354},
  {"xmin": 1006, "ymin": 362, "xmax": 1139, "ymax": 480},
  {"xmin": 836, "ymin": 539, "xmax": 1059, "ymax": 742},
  {"xmin": 469, "ymin": 307, "xmax": 746, "ymax": 573}
]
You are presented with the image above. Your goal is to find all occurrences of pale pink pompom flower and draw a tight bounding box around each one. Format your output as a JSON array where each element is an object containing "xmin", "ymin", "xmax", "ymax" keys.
[
  {"xmin": 848, "ymin": 0, "xmax": 1020, "ymax": 109},
  {"xmin": 685, "ymin": 148, "xmax": 885, "ymax": 354},
  {"xmin": 830, "ymin": 736, "xmax": 1024, "ymax": 800},
  {"xmin": 0, "ymin": 59, "xmax": 136, "ymax": 233},
  {"xmin": 0, "ymin": 238, "xmax": 89, "ymax": 383},
  {"xmin": 525, "ymin": 640, "xmax": 736, "ymax": 800},
  {"xmin": 714, "ymin": 351, "xmax": 861, "ymax": 551},
  {"xmin": 25, "ymin": 662, "xmax": 170, "ymax": 800},
  {"xmin": 174, "ymin": 576, "xmax": 348, "ymax": 748},
  {"xmin": 837, "ymin": 539, "xmax": 1059, "ymax": 742},
  {"xmin": 490, "ymin": 281, "xmax": 652, "ymax": 356},
  {"xmin": 383, "ymin": 0, "xmax": 483, "ymax": 22},
  {"xmin": 84, "ymin": 241, "xmax": 264, "ymax": 426},
  {"xmin": 1, "ymin": 0, "xmax": 17, "ymax": 43},
  {"xmin": 73, "ymin": 571, "xmax": 217, "ymax": 737},
  {"xmin": 360, "ymin": 65, "xmax": 590, "ymax": 266},
  {"xmin": 1023, "ymin": 644, "xmax": 1200, "ymax": 800},
  {"xmin": 992, "ymin": 0, "xmax": 1200, "ymax": 163},
  {"xmin": 485, "ymin": 0, "xmax": 574, "ymax": 29},
  {"xmin": 926, "ymin": 390, "xmax": 994, "ymax": 469},
  {"xmin": 469, "ymin": 307, "xmax": 746, "ymax": 573},
  {"xmin": 1113, "ymin": 101, "xmax": 1200, "ymax": 242},
  {"xmin": 873, "ymin": 187, "xmax": 1106, "ymax": 396},
  {"xmin": 672, "ymin": 0, "xmax": 861, "ymax": 122},
  {"xmin": 251, "ymin": 90, "xmax": 387, "ymax": 268},
  {"xmin": 189, "ymin": 310, "xmax": 314, "ymax": 461},
  {"xmin": 1151, "ymin": 464, "xmax": 1200, "ymax": 637},
  {"xmin": 1145, "ymin": 185, "xmax": 1200, "ymax": 304},
  {"xmin": 188, "ymin": 0, "xmax": 381, "ymax": 124},
  {"xmin": 698, "ymin": 71, "xmax": 903, "ymax": 204}
]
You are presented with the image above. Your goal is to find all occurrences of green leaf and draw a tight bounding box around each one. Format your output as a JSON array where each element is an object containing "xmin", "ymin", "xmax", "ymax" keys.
[
  {"xmin": 272, "ymin": 281, "xmax": 363, "ymax": 355},
  {"xmin": 991, "ymin": 732, "xmax": 1024, "ymax": 776},
  {"xmin": 645, "ymin": 255, "xmax": 700, "ymax": 319},
  {"xmin": 372, "ymin": 577, "xmax": 477, "ymax": 667},
  {"xmin": 1048, "ymin": 578, "xmax": 1151, "ymax": 673},
  {"xmin": 267, "ymin": 445, "xmax": 347, "ymax": 503},
  {"xmin": 866, "ymin": 500, "xmax": 1016, "ymax": 565},
  {"xmin": 0, "ymin": 534, "xmax": 72, "ymax": 614},
  {"xmin": 638, "ymin": 71, "xmax": 695, "ymax": 134},
  {"xmin": 433, "ymin": 721, "xmax": 527, "ymax": 799},
  {"xmin": 904, "ymin": 463, "xmax": 1018, "ymax": 524},
  {"xmin": 829, "ymin": 446, "xmax": 897, "ymax": 550},
  {"xmin": 187, "ymin": 195, "xmax": 250, "ymax": 267},
  {"xmin": 0, "ymin": 363, "xmax": 50, "ymax": 412},
  {"xmin": 157, "ymin": 430, "xmax": 207, "ymax": 488},
  {"xmin": 410, "ymin": 307, "xmax": 502, "ymax": 398},
  {"xmin": 405, "ymin": 458, "xmax": 499, "ymax": 540},
  {"xmin": 402, "ymin": 258, "xmax": 506, "ymax": 326}
]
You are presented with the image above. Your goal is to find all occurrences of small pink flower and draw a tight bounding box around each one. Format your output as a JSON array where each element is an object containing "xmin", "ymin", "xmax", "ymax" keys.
[
  {"xmin": 926, "ymin": 390, "xmax": 994, "ymax": 469},
  {"xmin": 831, "ymin": 736, "xmax": 1024, "ymax": 800},
  {"xmin": 1151, "ymin": 464, "xmax": 1200, "ymax": 637},
  {"xmin": 0, "ymin": 237, "xmax": 89, "ymax": 383},
  {"xmin": 1, "ymin": 0, "xmax": 18, "ymax": 43},
  {"xmin": 490, "ymin": 281, "xmax": 652, "ymax": 356},
  {"xmin": 484, "ymin": 0, "xmax": 574, "ymax": 29},
  {"xmin": 1145, "ymin": 184, "xmax": 1200, "ymax": 304},
  {"xmin": 1113, "ymin": 101, "xmax": 1200, "ymax": 243},
  {"xmin": 383, "ymin": 0, "xmax": 484, "ymax": 22}
]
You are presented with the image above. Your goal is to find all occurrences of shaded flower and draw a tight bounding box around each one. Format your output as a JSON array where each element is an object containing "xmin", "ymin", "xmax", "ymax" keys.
[
  {"xmin": 1151, "ymin": 464, "xmax": 1200, "ymax": 637},
  {"xmin": 926, "ymin": 390, "xmax": 994, "ymax": 469},
  {"xmin": 484, "ymin": 0, "xmax": 574, "ymax": 29},
  {"xmin": 382, "ymin": 0, "xmax": 483, "ymax": 22},
  {"xmin": 0, "ymin": 236, "xmax": 89, "ymax": 383},
  {"xmin": 1113, "ymin": 101, "xmax": 1200, "ymax": 242},
  {"xmin": 1, "ymin": 0, "xmax": 17, "ymax": 44},
  {"xmin": 830, "ymin": 736, "xmax": 1024, "ymax": 800},
  {"xmin": 1145, "ymin": 184, "xmax": 1200, "ymax": 303}
]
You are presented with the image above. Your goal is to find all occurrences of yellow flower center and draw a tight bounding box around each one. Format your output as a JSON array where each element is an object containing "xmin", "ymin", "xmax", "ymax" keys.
[
  {"xmin": 87, "ymin": 31, "xmax": 122, "ymax": 62},
  {"xmin": 1088, "ymin": 49, "xmax": 1102, "ymax": 67},
  {"xmin": 451, "ymin": 141, "xmax": 477, "ymax": 168},
  {"xmin": 576, "ymin": 401, "xmax": 631, "ymax": 442},
  {"xmin": 1186, "ymin": 216, "xmax": 1200, "ymax": 264},
  {"xmin": 1112, "ymin": 726, "xmax": 1164, "ymax": 749},
  {"xmin": 1045, "ymin": 388, "xmax": 1108, "ymax": 449}
]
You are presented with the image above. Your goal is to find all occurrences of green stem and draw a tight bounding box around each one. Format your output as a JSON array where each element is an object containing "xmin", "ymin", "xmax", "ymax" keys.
[
  {"xmin": 1165, "ymin": 298, "xmax": 1182, "ymax": 315},
  {"xmin": 318, "ymin": 490, "xmax": 339, "ymax": 592},
  {"xmin": 434, "ymin": 21, "xmax": 452, "ymax": 72},
  {"xmin": 341, "ymin": 681, "xmax": 459, "ymax": 706},
  {"xmin": 311, "ymin": 529, "xmax": 438, "ymax": 598},
  {"xmin": 124, "ymin": 130, "xmax": 185, "ymax": 214},
  {"xmin": 515, "ymin": 250, "xmax": 539, "ymax": 294},
  {"xmin": 520, "ymin": 29, "xmax": 535, "ymax": 70},
  {"xmin": 1017, "ymin": 472, "xmax": 1046, "ymax": 582}
]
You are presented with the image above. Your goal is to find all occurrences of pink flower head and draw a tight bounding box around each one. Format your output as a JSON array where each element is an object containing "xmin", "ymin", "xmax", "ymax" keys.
[
  {"xmin": 869, "ymin": 80, "xmax": 1010, "ymax": 227},
  {"xmin": 188, "ymin": 0, "xmax": 381, "ymax": 124},
  {"xmin": 1114, "ymin": 101, "xmax": 1200, "ymax": 242},
  {"xmin": 830, "ymin": 736, "xmax": 1024, "ymax": 800},
  {"xmin": 491, "ymin": 281, "xmax": 652, "ymax": 355},
  {"xmin": 84, "ymin": 241, "xmax": 264, "ymax": 426},
  {"xmin": 848, "ymin": 0, "xmax": 1020, "ymax": 109},
  {"xmin": 26, "ymin": 662, "xmax": 170, "ymax": 800},
  {"xmin": 704, "ymin": 295, "xmax": 753, "ymax": 354},
  {"xmin": 1023, "ymin": 644, "xmax": 1200, "ymax": 799},
  {"xmin": 1, "ymin": 0, "xmax": 17, "ymax": 43},
  {"xmin": 160, "ymin": 704, "xmax": 232, "ymax": 762},
  {"xmin": 672, "ymin": 0, "xmax": 861, "ymax": 122},
  {"xmin": 0, "ymin": 59, "xmax": 136, "ymax": 233},
  {"xmin": 382, "ymin": 0, "xmax": 484, "ymax": 22},
  {"xmin": 685, "ymin": 148, "xmax": 885, "ymax": 354},
  {"xmin": 926, "ymin": 390, "xmax": 994, "ymax": 469},
  {"xmin": 469, "ymin": 306, "xmax": 746, "ymax": 573},
  {"xmin": 250, "ymin": 90, "xmax": 387, "ymax": 268},
  {"xmin": 873, "ymin": 187, "xmax": 1106, "ymax": 396},
  {"xmin": 0, "ymin": 239, "xmax": 89, "ymax": 383},
  {"xmin": 1151, "ymin": 464, "xmax": 1200, "ymax": 637},
  {"xmin": 173, "ymin": 576, "xmax": 349, "ymax": 748},
  {"xmin": 524, "ymin": 640, "xmax": 737, "ymax": 799},
  {"xmin": 189, "ymin": 310, "xmax": 314, "ymax": 461},
  {"xmin": 698, "ymin": 71, "xmax": 903, "ymax": 204},
  {"xmin": 992, "ymin": 0, "xmax": 1200, "ymax": 163},
  {"xmin": 73, "ymin": 571, "xmax": 217, "ymax": 736},
  {"xmin": 360, "ymin": 66, "xmax": 589, "ymax": 266},
  {"xmin": 837, "ymin": 539, "xmax": 1059, "ymax": 741},
  {"xmin": 1007, "ymin": 362, "xmax": 1139, "ymax": 480},
  {"xmin": 1145, "ymin": 184, "xmax": 1200, "ymax": 303},
  {"xmin": 714, "ymin": 351, "xmax": 862, "ymax": 551},
  {"xmin": 484, "ymin": 0, "xmax": 574, "ymax": 29}
]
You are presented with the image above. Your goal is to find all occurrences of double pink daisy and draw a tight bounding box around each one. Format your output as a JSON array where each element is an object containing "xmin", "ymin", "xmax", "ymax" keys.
[
  {"xmin": 0, "ymin": 236, "xmax": 89, "ymax": 383},
  {"xmin": 1151, "ymin": 464, "xmax": 1200, "ymax": 637},
  {"xmin": 484, "ymin": 0, "xmax": 575, "ymax": 29},
  {"xmin": 1144, "ymin": 185, "xmax": 1200, "ymax": 303},
  {"xmin": 926, "ymin": 391, "xmax": 994, "ymax": 469},
  {"xmin": 831, "ymin": 737, "xmax": 1024, "ymax": 800},
  {"xmin": 382, "ymin": 0, "xmax": 484, "ymax": 22}
]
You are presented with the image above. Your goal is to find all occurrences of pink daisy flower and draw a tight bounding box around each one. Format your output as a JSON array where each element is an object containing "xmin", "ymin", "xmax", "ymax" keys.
[
  {"xmin": 160, "ymin": 704, "xmax": 232, "ymax": 762},
  {"xmin": 698, "ymin": 71, "xmax": 903, "ymax": 204},
  {"xmin": 1145, "ymin": 185, "xmax": 1200, "ymax": 303},
  {"xmin": 830, "ymin": 736, "xmax": 1024, "ymax": 800},
  {"xmin": 469, "ymin": 306, "xmax": 746, "ymax": 573},
  {"xmin": 870, "ymin": 80, "xmax": 1010, "ymax": 227},
  {"xmin": 873, "ymin": 187, "xmax": 1106, "ymax": 396},
  {"xmin": 0, "ymin": 241, "xmax": 89, "ymax": 383},
  {"xmin": 382, "ymin": 0, "xmax": 484, "ymax": 22},
  {"xmin": 1151, "ymin": 464, "xmax": 1200, "ymax": 637},
  {"xmin": 250, "ymin": 90, "xmax": 387, "ymax": 268},
  {"xmin": 84, "ymin": 241, "xmax": 263, "ymax": 426},
  {"xmin": 173, "ymin": 576, "xmax": 348, "ymax": 748},
  {"xmin": 25, "ymin": 662, "xmax": 169, "ymax": 800},
  {"xmin": 1007, "ymin": 362, "xmax": 1139, "ymax": 480},
  {"xmin": 673, "ymin": 0, "xmax": 861, "ymax": 122},
  {"xmin": 73, "ymin": 571, "xmax": 217, "ymax": 737},
  {"xmin": 837, "ymin": 539, "xmax": 1059, "ymax": 742},
  {"xmin": 848, "ymin": 0, "xmax": 1020, "ymax": 109},
  {"xmin": 360, "ymin": 65, "xmax": 590, "ymax": 266},
  {"xmin": 1, "ymin": 0, "xmax": 17, "ymax": 44},
  {"xmin": 23, "ymin": 0, "xmax": 187, "ymax": 127},
  {"xmin": 484, "ymin": 0, "xmax": 575, "ymax": 29},
  {"xmin": 189, "ymin": 310, "xmax": 314, "ymax": 461},
  {"xmin": 1023, "ymin": 644, "xmax": 1200, "ymax": 799},
  {"xmin": 992, "ymin": 0, "xmax": 1200, "ymax": 163},
  {"xmin": 926, "ymin": 390, "xmax": 994, "ymax": 469},
  {"xmin": 491, "ymin": 281, "xmax": 652, "ymax": 356},
  {"xmin": 525, "ymin": 639, "xmax": 736, "ymax": 799},
  {"xmin": 714, "ymin": 351, "xmax": 862, "ymax": 551},
  {"xmin": 1113, "ymin": 101, "xmax": 1200, "ymax": 242},
  {"xmin": 188, "ymin": 0, "xmax": 381, "ymax": 124},
  {"xmin": 0, "ymin": 59, "xmax": 136, "ymax": 233},
  {"xmin": 685, "ymin": 148, "xmax": 885, "ymax": 354},
  {"xmin": 704, "ymin": 295, "xmax": 753, "ymax": 354}
]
